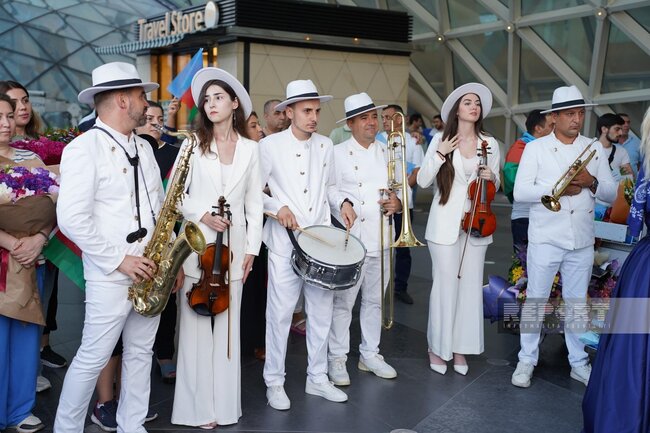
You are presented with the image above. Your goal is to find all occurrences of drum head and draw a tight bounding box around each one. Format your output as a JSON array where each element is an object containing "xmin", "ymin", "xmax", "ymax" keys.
[{"xmin": 296, "ymin": 225, "xmax": 365, "ymax": 266}]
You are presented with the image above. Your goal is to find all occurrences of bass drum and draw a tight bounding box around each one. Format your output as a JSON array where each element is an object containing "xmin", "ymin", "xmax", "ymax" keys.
[{"xmin": 290, "ymin": 225, "xmax": 366, "ymax": 291}]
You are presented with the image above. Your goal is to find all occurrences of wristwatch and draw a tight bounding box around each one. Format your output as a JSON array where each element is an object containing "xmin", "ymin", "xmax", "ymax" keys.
[
  {"xmin": 590, "ymin": 178, "xmax": 599, "ymax": 192},
  {"xmin": 341, "ymin": 198, "xmax": 354, "ymax": 209}
]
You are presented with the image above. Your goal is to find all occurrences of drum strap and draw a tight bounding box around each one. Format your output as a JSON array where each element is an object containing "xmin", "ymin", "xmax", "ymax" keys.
[
  {"xmin": 286, "ymin": 228, "xmax": 306, "ymax": 256},
  {"xmin": 330, "ymin": 216, "xmax": 345, "ymax": 230}
]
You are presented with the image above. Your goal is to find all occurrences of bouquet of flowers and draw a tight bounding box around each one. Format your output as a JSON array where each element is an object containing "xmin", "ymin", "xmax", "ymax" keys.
[
  {"xmin": 0, "ymin": 165, "xmax": 59, "ymax": 204},
  {"xmin": 0, "ymin": 164, "xmax": 58, "ymax": 326},
  {"xmin": 11, "ymin": 127, "xmax": 79, "ymax": 165},
  {"xmin": 508, "ymin": 243, "xmax": 562, "ymax": 302}
]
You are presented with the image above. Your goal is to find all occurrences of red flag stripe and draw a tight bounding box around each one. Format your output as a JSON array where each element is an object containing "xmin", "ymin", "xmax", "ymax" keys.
[{"xmin": 55, "ymin": 231, "xmax": 82, "ymax": 257}]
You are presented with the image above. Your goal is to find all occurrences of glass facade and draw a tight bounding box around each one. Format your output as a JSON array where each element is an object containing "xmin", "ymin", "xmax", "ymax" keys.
[{"xmin": 1, "ymin": 0, "xmax": 649, "ymax": 140}]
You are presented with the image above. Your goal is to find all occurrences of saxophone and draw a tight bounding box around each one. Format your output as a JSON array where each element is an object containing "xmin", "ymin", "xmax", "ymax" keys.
[{"xmin": 128, "ymin": 129, "xmax": 207, "ymax": 317}]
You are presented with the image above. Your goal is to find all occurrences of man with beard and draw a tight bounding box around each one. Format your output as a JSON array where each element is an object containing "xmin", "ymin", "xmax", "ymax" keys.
[
  {"xmin": 596, "ymin": 113, "xmax": 634, "ymax": 181},
  {"xmin": 54, "ymin": 62, "xmax": 169, "ymax": 433}
]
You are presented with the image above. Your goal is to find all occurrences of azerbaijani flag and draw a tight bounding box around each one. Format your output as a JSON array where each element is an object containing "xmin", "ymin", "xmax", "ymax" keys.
[
  {"xmin": 43, "ymin": 228, "xmax": 85, "ymax": 290},
  {"xmin": 167, "ymin": 48, "xmax": 204, "ymax": 109}
]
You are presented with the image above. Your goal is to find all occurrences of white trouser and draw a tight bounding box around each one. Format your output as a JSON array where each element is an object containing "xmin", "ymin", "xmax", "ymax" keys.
[
  {"xmin": 427, "ymin": 235, "xmax": 487, "ymax": 361},
  {"xmin": 172, "ymin": 276, "xmax": 243, "ymax": 427},
  {"xmin": 329, "ymin": 254, "xmax": 385, "ymax": 361},
  {"xmin": 54, "ymin": 281, "xmax": 160, "ymax": 433},
  {"xmin": 518, "ymin": 242, "xmax": 592, "ymax": 368},
  {"xmin": 264, "ymin": 251, "xmax": 334, "ymax": 386}
]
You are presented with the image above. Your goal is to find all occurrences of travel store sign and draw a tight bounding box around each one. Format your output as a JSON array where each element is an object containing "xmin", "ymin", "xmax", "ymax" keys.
[{"xmin": 138, "ymin": 1, "xmax": 219, "ymax": 42}]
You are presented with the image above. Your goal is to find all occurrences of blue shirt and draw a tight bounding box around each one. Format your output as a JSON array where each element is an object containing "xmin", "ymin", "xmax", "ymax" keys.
[{"xmin": 621, "ymin": 134, "xmax": 641, "ymax": 177}]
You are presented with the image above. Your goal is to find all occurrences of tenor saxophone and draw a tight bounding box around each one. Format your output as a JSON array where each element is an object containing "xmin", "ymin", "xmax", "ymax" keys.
[{"xmin": 128, "ymin": 129, "xmax": 207, "ymax": 317}]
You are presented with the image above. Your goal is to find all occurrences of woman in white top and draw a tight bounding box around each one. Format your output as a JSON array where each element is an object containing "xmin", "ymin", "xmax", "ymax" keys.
[
  {"xmin": 171, "ymin": 68, "xmax": 263, "ymax": 429},
  {"xmin": 417, "ymin": 83, "xmax": 500, "ymax": 376}
]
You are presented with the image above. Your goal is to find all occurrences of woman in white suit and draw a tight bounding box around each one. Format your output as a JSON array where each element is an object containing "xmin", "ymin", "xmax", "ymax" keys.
[
  {"xmin": 417, "ymin": 83, "xmax": 500, "ymax": 376},
  {"xmin": 171, "ymin": 68, "xmax": 263, "ymax": 429}
]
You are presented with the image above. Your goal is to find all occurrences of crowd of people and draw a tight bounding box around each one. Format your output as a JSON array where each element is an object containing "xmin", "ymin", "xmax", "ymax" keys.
[{"xmin": 1, "ymin": 60, "xmax": 649, "ymax": 433}]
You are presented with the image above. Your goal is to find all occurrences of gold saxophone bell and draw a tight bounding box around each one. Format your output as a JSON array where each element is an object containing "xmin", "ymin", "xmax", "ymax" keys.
[
  {"xmin": 380, "ymin": 112, "xmax": 424, "ymax": 331},
  {"xmin": 541, "ymin": 139, "xmax": 598, "ymax": 212}
]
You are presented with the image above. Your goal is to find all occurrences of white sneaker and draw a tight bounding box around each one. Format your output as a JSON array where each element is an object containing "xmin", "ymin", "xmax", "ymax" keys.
[
  {"xmin": 328, "ymin": 358, "xmax": 350, "ymax": 386},
  {"xmin": 570, "ymin": 364, "xmax": 592, "ymax": 386},
  {"xmin": 36, "ymin": 375, "xmax": 51, "ymax": 393},
  {"xmin": 266, "ymin": 386, "xmax": 290, "ymax": 410},
  {"xmin": 305, "ymin": 379, "xmax": 348, "ymax": 403},
  {"xmin": 358, "ymin": 354, "xmax": 397, "ymax": 379},
  {"xmin": 511, "ymin": 361, "xmax": 534, "ymax": 388}
]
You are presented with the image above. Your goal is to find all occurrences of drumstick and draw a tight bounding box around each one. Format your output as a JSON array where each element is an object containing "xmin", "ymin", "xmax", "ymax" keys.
[
  {"xmin": 344, "ymin": 226, "xmax": 350, "ymax": 250},
  {"xmin": 264, "ymin": 212, "xmax": 336, "ymax": 247}
]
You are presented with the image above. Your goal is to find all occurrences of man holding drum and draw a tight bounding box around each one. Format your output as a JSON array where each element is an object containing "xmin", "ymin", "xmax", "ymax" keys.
[
  {"xmin": 260, "ymin": 79, "xmax": 356, "ymax": 410},
  {"xmin": 328, "ymin": 93, "xmax": 401, "ymax": 387}
]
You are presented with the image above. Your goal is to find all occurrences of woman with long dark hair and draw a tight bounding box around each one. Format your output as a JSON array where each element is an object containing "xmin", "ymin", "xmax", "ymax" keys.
[
  {"xmin": 417, "ymin": 83, "xmax": 500, "ymax": 376},
  {"xmin": 171, "ymin": 68, "xmax": 263, "ymax": 429},
  {"xmin": 0, "ymin": 81, "xmax": 43, "ymax": 140}
]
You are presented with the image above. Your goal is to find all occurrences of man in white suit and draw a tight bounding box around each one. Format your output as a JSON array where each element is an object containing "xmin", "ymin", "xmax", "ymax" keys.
[
  {"xmin": 511, "ymin": 85, "xmax": 617, "ymax": 389},
  {"xmin": 328, "ymin": 93, "xmax": 401, "ymax": 387},
  {"xmin": 54, "ymin": 62, "xmax": 169, "ymax": 433},
  {"xmin": 260, "ymin": 80, "xmax": 357, "ymax": 410}
]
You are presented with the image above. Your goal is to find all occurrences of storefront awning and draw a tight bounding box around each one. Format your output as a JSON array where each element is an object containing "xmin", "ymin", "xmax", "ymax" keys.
[{"xmin": 94, "ymin": 34, "xmax": 185, "ymax": 55}]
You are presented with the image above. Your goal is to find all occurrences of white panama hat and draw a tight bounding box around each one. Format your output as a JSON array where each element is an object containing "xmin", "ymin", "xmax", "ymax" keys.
[
  {"xmin": 274, "ymin": 79, "xmax": 332, "ymax": 111},
  {"xmin": 441, "ymin": 82, "xmax": 492, "ymax": 123},
  {"xmin": 336, "ymin": 92, "xmax": 387, "ymax": 123},
  {"xmin": 78, "ymin": 62, "xmax": 159, "ymax": 105},
  {"xmin": 191, "ymin": 67, "xmax": 253, "ymax": 118},
  {"xmin": 540, "ymin": 85, "xmax": 596, "ymax": 114}
]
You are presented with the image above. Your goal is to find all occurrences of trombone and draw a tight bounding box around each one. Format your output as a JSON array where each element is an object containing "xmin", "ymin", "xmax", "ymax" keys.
[
  {"xmin": 380, "ymin": 112, "xmax": 424, "ymax": 330},
  {"xmin": 541, "ymin": 139, "xmax": 597, "ymax": 212}
]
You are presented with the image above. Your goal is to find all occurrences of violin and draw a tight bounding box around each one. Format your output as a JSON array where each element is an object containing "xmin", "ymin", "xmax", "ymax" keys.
[
  {"xmin": 462, "ymin": 140, "xmax": 496, "ymax": 238},
  {"xmin": 188, "ymin": 196, "xmax": 231, "ymax": 317}
]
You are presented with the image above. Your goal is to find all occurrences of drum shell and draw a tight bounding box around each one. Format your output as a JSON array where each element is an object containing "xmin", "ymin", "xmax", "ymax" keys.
[{"xmin": 290, "ymin": 249, "xmax": 363, "ymax": 291}]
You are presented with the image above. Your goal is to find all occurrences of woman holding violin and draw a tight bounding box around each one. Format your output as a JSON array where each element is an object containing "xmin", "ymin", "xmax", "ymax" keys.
[
  {"xmin": 417, "ymin": 83, "xmax": 500, "ymax": 376},
  {"xmin": 171, "ymin": 68, "xmax": 263, "ymax": 429}
]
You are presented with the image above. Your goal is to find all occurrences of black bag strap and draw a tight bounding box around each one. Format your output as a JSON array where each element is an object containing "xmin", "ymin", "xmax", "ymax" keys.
[
  {"xmin": 330, "ymin": 216, "xmax": 345, "ymax": 230},
  {"xmin": 607, "ymin": 144, "xmax": 616, "ymax": 170}
]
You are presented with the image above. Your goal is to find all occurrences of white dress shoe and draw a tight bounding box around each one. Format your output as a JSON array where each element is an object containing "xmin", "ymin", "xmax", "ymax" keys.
[
  {"xmin": 358, "ymin": 354, "xmax": 397, "ymax": 379},
  {"xmin": 511, "ymin": 361, "xmax": 534, "ymax": 388},
  {"xmin": 429, "ymin": 362, "xmax": 447, "ymax": 375},
  {"xmin": 266, "ymin": 385, "xmax": 291, "ymax": 410},
  {"xmin": 328, "ymin": 358, "xmax": 350, "ymax": 386},
  {"xmin": 305, "ymin": 379, "xmax": 348, "ymax": 402},
  {"xmin": 453, "ymin": 364, "xmax": 469, "ymax": 376}
]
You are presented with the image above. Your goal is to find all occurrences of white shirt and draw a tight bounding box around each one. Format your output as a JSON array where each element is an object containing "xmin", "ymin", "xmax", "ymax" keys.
[
  {"xmin": 514, "ymin": 132, "xmax": 617, "ymax": 250},
  {"xmin": 595, "ymin": 141, "xmax": 631, "ymax": 182},
  {"xmin": 260, "ymin": 127, "xmax": 343, "ymax": 257},
  {"xmin": 57, "ymin": 118, "xmax": 163, "ymax": 283},
  {"xmin": 377, "ymin": 130, "xmax": 423, "ymax": 209},
  {"xmin": 332, "ymin": 137, "xmax": 393, "ymax": 256}
]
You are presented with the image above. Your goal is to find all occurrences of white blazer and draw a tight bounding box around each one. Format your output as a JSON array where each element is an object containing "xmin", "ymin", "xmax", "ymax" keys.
[
  {"xmin": 260, "ymin": 128, "xmax": 344, "ymax": 257},
  {"xmin": 173, "ymin": 135, "xmax": 264, "ymax": 282},
  {"xmin": 57, "ymin": 118, "xmax": 163, "ymax": 283},
  {"xmin": 417, "ymin": 133, "xmax": 501, "ymax": 246},
  {"xmin": 514, "ymin": 132, "xmax": 617, "ymax": 250}
]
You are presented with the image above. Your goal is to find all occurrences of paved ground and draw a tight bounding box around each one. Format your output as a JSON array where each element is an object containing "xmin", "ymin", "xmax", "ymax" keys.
[{"xmin": 31, "ymin": 190, "xmax": 588, "ymax": 433}]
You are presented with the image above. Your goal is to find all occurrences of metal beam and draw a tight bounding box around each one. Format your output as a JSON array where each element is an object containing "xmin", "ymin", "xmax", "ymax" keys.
[
  {"xmin": 587, "ymin": 13, "xmax": 609, "ymax": 100},
  {"xmin": 609, "ymin": 11, "xmax": 650, "ymax": 58},
  {"xmin": 412, "ymin": 32, "xmax": 439, "ymax": 42},
  {"xmin": 516, "ymin": 5, "xmax": 594, "ymax": 28},
  {"xmin": 477, "ymin": 0, "xmax": 510, "ymax": 22},
  {"xmin": 593, "ymin": 88, "xmax": 650, "ymax": 105},
  {"xmin": 608, "ymin": 0, "xmax": 650, "ymax": 13},
  {"xmin": 517, "ymin": 27, "xmax": 589, "ymax": 96},
  {"xmin": 409, "ymin": 62, "xmax": 445, "ymax": 110},
  {"xmin": 446, "ymin": 39, "xmax": 509, "ymax": 109},
  {"xmin": 445, "ymin": 21, "xmax": 507, "ymax": 39},
  {"xmin": 397, "ymin": 0, "xmax": 439, "ymax": 33}
]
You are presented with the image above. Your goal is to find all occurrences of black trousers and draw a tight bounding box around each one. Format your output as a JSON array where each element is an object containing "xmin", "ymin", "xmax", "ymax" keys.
[
  {"xmin": 393, "ymin": 212, "xmax": 413, "ymax": 293},
  {"xmin": 240, "ymin": 244, "xmax": 268, "ymax": 355}
]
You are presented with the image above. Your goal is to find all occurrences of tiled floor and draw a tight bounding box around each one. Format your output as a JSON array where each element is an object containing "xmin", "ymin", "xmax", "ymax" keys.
[{"xmin": 30, "ymin": 192, "xmax": 588, "ymax": 433}]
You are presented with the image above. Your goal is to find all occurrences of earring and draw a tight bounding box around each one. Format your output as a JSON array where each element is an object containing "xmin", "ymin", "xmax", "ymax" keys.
[{"xmin": 232, "ymin": 112, "xmax": 236, "ymax": 127}]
